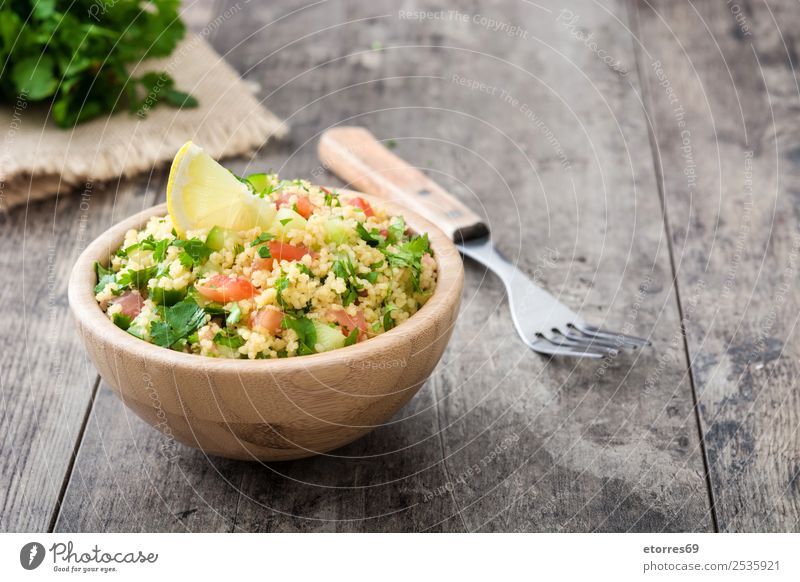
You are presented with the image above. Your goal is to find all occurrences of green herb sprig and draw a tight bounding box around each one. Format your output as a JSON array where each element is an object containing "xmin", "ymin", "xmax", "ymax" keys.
[{"xmin": 0, "ymin": 0, "xmax": 196, "ymax": 128}]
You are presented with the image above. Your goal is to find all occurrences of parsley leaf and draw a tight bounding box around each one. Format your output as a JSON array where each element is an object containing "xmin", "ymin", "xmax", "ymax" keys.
[
  {"xmin": 387, "ymin": 216, "xmax": 406, "ymax": 244},
  {"xmin": 1, "ymin": 1, "xmax": 195, "ymax": 128},
  {"xmin": 117, "ymin": 266, "xmax": 157, "ymax": 291},
  {"xmin": 332, "ymin": 252, "xmax": 363, "ymax": 306},
  {"xmin": 178, "ymin": 252, "xmax": 194, "ymax": 268},
  {"xmin": 362, "ymin": 271, "xmax": 379, "ymax": 284},
  {"xmin": 281, "ymin": 314, "xmax": 317, "ymax": 356},
  {"xmin": 322, "ymin": 187, "xmax": 340, "ymax": 207},
  {"xmin": 356, "ymin": 223, "xmax": 385, "ymax": 247},
  {"xmin": 275, "ymin": 272, "xmax": 290, "ymax": 309},
  {"xmin": 344, "ymin": 327, "xmax": 359, "ymax": 346},
  {"xmin": 94, "ymin": 262, "xmax": 116, "ymax": 294},
  {"xmin": 381, "ymin": 234, "xmax": 431, "ymax": 291},
  {"xmin": 202, "ymin": 302, "xmax": 226, "ymax": 316},
  {"xmin": 258, "ymin": 246, "xmax": 272, "ymax": 259},
  {"xmin": 214, "ymin": 330, "xmax": 244, "ymax": 350},
  {"xmin": 150, "ymin": 297, "xmax": 207, "ymax": 348},
  {"xmin": 252, "ymin": 232, "xmax": 274, "ymax": 245},
  {"xmin": 171, "ymin": 238, "xmax": 212, "ymax": 267},
  {"xmin": 111, "ymin": 312, "xmax": 132, "ymax": 331},
  {"xmin": 152, "ymin": 238, "xmax": 170, "ymax": 262},
  {"xmin": 383, "ymin": 304, "xmax": 397, "ymax": 331}
]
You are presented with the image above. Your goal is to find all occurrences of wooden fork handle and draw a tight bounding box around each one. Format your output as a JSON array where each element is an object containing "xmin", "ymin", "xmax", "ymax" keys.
[{"xmin": 318, "ymin": 126, "xmax": 489, "ymax": 242}]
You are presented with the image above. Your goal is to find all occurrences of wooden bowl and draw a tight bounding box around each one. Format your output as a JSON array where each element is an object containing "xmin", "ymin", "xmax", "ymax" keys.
[{"xmin": 68, "ymin": 194, "xmax": 463, "ymax": 461}]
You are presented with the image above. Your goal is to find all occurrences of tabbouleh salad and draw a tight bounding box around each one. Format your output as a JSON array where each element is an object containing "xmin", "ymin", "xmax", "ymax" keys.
[{"xmin": 94, "ymin": 176, "xmax": 437, "ymax": 359}]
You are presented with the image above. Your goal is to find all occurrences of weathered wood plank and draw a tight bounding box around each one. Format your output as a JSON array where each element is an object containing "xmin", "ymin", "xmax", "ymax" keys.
[
  {"xmin": 631, "ymin": 0, "xmax": 800, "ymax": 531},
  {"xmin": 57, "ymin": 0, "xmax": 712, "ymax": 532},
  {"xmin": 392, "ymin": 0, "xmax": 711, "ymax": 532},
  {"xmin": 0, "ymin": 174, "xmax": 160, "ymax": 531}
]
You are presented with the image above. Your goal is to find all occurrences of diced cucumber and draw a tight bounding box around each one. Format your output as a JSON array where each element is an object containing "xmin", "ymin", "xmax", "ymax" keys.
[
  {"xmin": 125, "ymin": 248, "xmax": 150, "ymax": 265},
  {"xmin": 205, "ymin": 225, "xmax": 238, "ymax": 251},
  {"xmin": 313, "ymin": 321, "xmax": 346, "ymax": 352},
  {"xmin": 127, "ymin": 323, "xmax": 148, "ymax": 340},
  {"xmin": 324, "ymin": 218, "xmax": 349, "ymax": 245},
  {"xmin": 274, "ymin": 206, "xmax": 307, "ymax": 240},
  {"xmin": 216, "ymin": 345, "xmax": 242, "ymax": 359},
  {"xmin": 193, "ymin": 260, "xmax": 220, "ymax": 279},
  {"xmin": 245, "ymin": 173, "xmax": 270, "ymax": 193},
  {"xmin": 148, "ymin": 284, "xmax": 187, "ymax": 306}
]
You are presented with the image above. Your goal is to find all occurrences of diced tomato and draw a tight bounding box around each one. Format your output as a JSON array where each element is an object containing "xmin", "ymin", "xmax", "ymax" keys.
[
  {"xmin": 327, "ymin": 307, "xmax": 368, "ymax": 342},
  {"xmin": 276, "ymin": 192, "xmax": 314, "ymax": 219},
  {"xmin": 196, "ymin": 275, "xmax": 256, "ymax": 303},
  {"xmin": 349, "ymin": 196, "xmax": 374, "ymax": 217},
  {"xmin": 254, "ymin": 241, "xmax": 316, "ymax": 271},
  {"xmin": 110, "ymin": 291, "xmax": 144, "ymax": 318},
  {"xmin": 271, "ymin": 241, "xmax": 315, "ymax": 262},
  {"xmin": 250, "ymin": 308, "xmax": 283, "ymax": 334},
  {"xmin": 294, "ymin": 196, "xmax": 314, "ymax": 219},
  {"xmin": 252, "ymin": 256, "xmax": 274, "ymax": 271}
]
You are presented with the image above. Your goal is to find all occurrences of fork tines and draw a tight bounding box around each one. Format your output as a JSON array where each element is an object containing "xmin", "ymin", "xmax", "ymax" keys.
[{"xmin": 531, "ymin": 323, "xmax": 651, "ymax": 359}]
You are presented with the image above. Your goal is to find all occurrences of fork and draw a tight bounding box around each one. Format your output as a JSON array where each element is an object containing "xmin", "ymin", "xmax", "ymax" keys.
[{"xmin": 318, "ymin": 127, "xmax": 651, "ymax": 358}]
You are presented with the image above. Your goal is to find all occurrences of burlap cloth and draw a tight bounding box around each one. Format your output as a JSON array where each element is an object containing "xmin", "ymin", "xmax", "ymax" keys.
[{"xmin": 0, "ymin": 36, "xmax": 288, "ymax": 210}]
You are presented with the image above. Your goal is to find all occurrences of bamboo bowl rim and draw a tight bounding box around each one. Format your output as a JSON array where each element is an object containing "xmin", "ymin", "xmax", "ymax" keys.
[{"xmin": 68, "ymin": 191, "xmax": 464, "ymax": 373}]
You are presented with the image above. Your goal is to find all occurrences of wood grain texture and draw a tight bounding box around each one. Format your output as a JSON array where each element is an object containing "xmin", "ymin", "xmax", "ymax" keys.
[
  {"xmin": 51, "ymin": 0, "xmax": 714, "ymax": 532},
  {"xmin": 0, "ymin": 174, "xmax": 161, "ymax": 532},
  {"xmin": 318, "ymin": 127, "xmax": 489, "ymax": 241},
  {"xmin": 398, "ymin": 0, "xmax": 712, "ymax": 532},
  {"xmin": 631, "ymin": 0, "xmax": 800, "ymax": 531}
]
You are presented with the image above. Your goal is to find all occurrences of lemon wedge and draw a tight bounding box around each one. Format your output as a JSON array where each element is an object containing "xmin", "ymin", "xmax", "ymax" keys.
[{"xmin": 166, "ymin": 141, "xmax": 276, "ymax": 237}]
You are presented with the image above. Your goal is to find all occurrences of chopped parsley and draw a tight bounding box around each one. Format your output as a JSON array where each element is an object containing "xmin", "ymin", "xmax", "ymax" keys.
[
  {"xmin": 332, "ymin": 252, "xmax": 362, "ymax": 306},
  {"xmin": 382, "ymin": 234, "xmax": 431, "ymax": 291},
  {"xmin": 383, "ymin": 304, "xmax": 397, "ymax": 331},
  {"xmin": 152, "ymin": 239, "xmax": 170, "ymax": 262},
  {"xmin": 213, "ymin": 329, "xmax": 244, "ymax": 350},
  {"xmin": 281, "ymin": 314, "xmax": 317, "ymax": 356},
  {"xmin": 94, "ymin": 262, "xmax": 116, "ymax": 294},
  {"xmin": 356, "ymin": 223, "xmax": 385, "ymax": 247},
  {"xmin": 150, "ymin": 297, "xmax": 207, "ymax": 348},
  {"xmin": 387, "ymin": 216, "xmax": 406, "ymax": 244},
  {"xmin": 362, "ymin": 271, "xmax": 379, "ymax": 284},
  {"xmin": 344, "ymin": 328, "xmax": 359, "ymax": 346},
  {"xmin": 251, "ymin": 232, "xmax": 274, "ymax": 245},
  {"xmin": 171, "ymin": 238, "xmax": 212, "ymax": 267},
  {"xmin": 275, "ymin": 272, "xmax": 290, "ymax": 309},
  {"xmin": 117, "ymin": 265, "xmax": 157, "ymax": 291},
  {"xmin": 111, "ymin": 312, "xmax": 132, "ymax": 331},
  {"xmin": 201, "ymin": 301, "xmax": 226, "ymax": 316},
  {"xmin": 322, "ymin": 187, "xmax": 341, "ymax": 207}
]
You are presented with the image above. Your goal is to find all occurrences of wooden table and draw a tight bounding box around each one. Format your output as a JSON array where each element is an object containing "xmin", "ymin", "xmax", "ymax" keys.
[{"xmin": 3, "ymin": 0, "xmax": 799, "ymax": 533}]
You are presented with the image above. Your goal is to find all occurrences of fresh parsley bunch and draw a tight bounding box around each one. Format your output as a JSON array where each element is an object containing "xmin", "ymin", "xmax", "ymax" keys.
[{"xmin": 0, "ymin": 0, "xmax": 197, "ymax": 127}]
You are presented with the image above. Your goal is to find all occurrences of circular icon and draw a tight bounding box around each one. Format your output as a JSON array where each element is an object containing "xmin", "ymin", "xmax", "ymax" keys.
[{"xmin": 20, "ymin": 542, "xmax": 45, "ymax": 570}]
